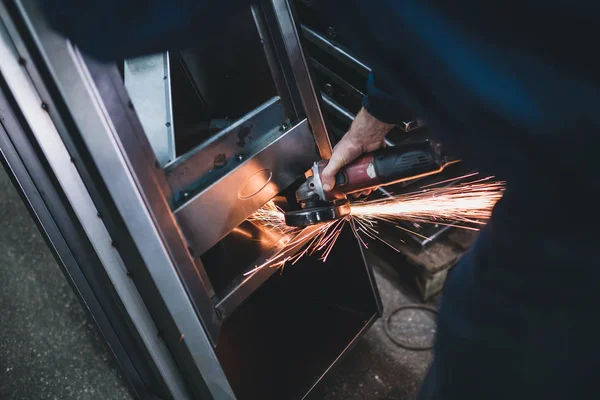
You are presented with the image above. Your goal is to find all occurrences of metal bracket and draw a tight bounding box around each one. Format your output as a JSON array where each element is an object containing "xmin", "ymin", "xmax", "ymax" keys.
[{"xmin": 124, "ymin": 52, "xmax": 176, "ymax": 167}]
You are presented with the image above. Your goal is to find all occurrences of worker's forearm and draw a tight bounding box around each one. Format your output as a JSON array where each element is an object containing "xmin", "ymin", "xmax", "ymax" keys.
[
  {"xmin": 351, "ymin": 107, "xmax": 395, "ymax": 143},
  {"xmin": 320, "ymin": 107, "xmax": 393, "ymax": 191}
]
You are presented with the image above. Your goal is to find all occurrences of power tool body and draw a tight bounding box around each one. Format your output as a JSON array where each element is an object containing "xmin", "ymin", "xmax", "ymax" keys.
[{"xmin": 284, "ymin": 140, "xmax": 454, "ymax": 227}]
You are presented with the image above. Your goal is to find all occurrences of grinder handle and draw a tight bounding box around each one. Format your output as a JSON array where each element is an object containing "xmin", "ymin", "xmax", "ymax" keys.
[
  {"xmin": 372, "ymin": 140, "xmax": 446, "ymax": 183},
  {"xmin": 324, "ymin": 140, "xmax": 448, "ymax": 200}
]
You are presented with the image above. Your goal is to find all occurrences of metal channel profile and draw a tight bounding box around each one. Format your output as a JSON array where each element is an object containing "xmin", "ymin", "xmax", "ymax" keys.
[
  {"xmin": 0, "ymin": 93, "xmax": 155, "ymax": 398},
  {"xmin": 165, "ymin": 96, "xmax": 286, "ymax": 204},
  {"xmin": 9, "ymin": 1, "xmax": 234, "ymax": 398},
  {"xmin": 251, "ymin": 5, "xmax": 298, "ymax": 121},
  {"xmin": 311, "ymin": 57, "xmax": 365, "ymax": 101},
  {"xmin": 303, "ymin": 26, "xmax": 424, "ymax": 133},
  {"xmin": 214, "ymin": 223, "xmax": 324, "ymax": 319},
  {"xmin": 301, "ymin": 25, "xmax": 371, "ymax": 77},
  {"xmin": 322, "ymin": 93, "xmax": 355, "ymax": 124},
  {"xmin": 269, "ymin": 0, "xmax": 332, "ymax": 159},
  {"xmin": 0, "ymin": 19, "xmax": 189, "ymax": 399},
  {"xmin": 124, "ymin": 52, "xmax": 176, "ymax": 167},
  {"xmin": 174, "ymin": 118, "xmax": 318, "ymax": 256}
]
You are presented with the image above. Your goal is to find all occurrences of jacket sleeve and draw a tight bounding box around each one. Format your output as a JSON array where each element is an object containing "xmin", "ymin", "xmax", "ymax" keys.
[
  {"xmin": 38, "ymin": 0, "xmax": 254, "ymax": 61},
  {"xmin": 361, "ymin": 71, "xmax": 412, "ymax": 125}
]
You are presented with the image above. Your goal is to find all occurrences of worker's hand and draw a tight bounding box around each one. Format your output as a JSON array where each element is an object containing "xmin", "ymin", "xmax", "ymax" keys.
[{"xmin": 321, "ymin": 108, "xmax": 394, "ymax": 196}]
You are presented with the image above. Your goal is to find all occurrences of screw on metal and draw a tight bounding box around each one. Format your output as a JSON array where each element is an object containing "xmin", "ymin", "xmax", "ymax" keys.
[
  {"xmin": 326, "ymin": 27, "xmax": 337, "ymax": 39},
  {"xmin": 280, "ymin": 118, "xmax": 292, "ymax": 132},
  {"xmin": 324, "ymin": 83, "xmax": 334, "ymax": 96}
]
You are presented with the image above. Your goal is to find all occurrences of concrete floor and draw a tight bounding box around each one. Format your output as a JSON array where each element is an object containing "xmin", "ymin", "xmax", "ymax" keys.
[
  {"xmin": 306, "ymin": 257, "xmax": 435, "ymax": 400},
  {"xmin": 0, "ymin": 165, "xmax": 433, "ymax": 400}
]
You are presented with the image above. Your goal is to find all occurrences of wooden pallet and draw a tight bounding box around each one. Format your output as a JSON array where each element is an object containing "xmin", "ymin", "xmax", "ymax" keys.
[{"xmin": 369, "ymin": 228, "xmax": 479, "ymax": 301}]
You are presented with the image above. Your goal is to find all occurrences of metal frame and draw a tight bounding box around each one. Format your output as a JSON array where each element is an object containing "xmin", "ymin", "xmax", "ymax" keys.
[
  {"xmin": 0, "ymin": 15, "xmax": 189, "ymax": 399},
  {"xmin": 301, "ymin": 24, "xmax": 424, "ymax": 133},
  {"xmin": 0, "ymin": 1, "xmax": 232, "ymax": 398},
  {"xmin": 265, "ymin": 0, "xmax": 332, "ymax": 159},
  {"xmin": 1, "ymin": 1, "xmax": 331, "ymax": 399},
  {"xmin": 174, "ymin": 118, "xmax": 316, "ymax": 256},
  {"xmin": 0, "ymin": 0, "xmax": 389, "ymax": 399},
  {"xmin": 0, "ymin": 86, "xmax": 159, "ymax": 400},
  {"xmin": 146, "ymin": 0, "xmax": 335, "ymax": 257}
]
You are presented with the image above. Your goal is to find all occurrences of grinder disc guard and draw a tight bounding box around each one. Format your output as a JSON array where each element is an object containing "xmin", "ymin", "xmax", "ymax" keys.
[{"xmin": 284, "ymin": 200, "xmax": 351, "ymax": 227}]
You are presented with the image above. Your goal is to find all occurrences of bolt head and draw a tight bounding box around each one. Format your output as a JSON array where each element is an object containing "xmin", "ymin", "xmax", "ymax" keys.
[{"xmin": 326, "ymin": 27, "xmax": 337, "ymax": 39}]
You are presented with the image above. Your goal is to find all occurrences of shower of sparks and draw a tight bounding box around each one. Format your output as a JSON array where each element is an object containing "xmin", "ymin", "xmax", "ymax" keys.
[
  {"xmin": 244, "ymin": 175, "xmax": 505, "ymax": 276},
  {"xmin": 247, "ymin": 201, "xmax": 296, "ymax": 236},
  {"xmin": 351, "ymin": 177, "xmax": 505, "ymax": 230},
  {"xmin": 244, "ymin": 218, "xmax": 345, "ymax": 275}
]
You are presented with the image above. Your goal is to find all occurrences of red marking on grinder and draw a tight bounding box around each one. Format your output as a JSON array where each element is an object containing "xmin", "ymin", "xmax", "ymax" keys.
[{"xmin": 320, "ymin": 153, "xmax": 382, "ymax": 201}]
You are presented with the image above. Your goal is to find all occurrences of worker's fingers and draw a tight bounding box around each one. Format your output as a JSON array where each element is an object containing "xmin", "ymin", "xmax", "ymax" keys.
[
  {"xmin": 320, "ymin": 152, "xmax": 347, "ymax": 192},
  {"xmin": 321, "ymin": 108, "xmax": 392, "ymax": 192},
  {"xmin": 321, "ymin": 138, "xmax": 363, "ymax": 191}
]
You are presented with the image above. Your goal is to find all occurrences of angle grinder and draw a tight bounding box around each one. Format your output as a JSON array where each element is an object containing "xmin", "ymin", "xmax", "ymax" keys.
[{"xmin": 284, "ymin": 140, "xmax": 456, "ymax": 227}]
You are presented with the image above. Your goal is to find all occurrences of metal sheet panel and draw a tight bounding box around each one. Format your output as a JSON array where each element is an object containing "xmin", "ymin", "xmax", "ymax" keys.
[
  {"xmin": 174, "ymin": 118, "xmax": 318, "ymax": 256},
  {"xmin": 124, "ymin": 52, "xmax": 176, "ymax": 167},
  {"xmin": 165, "ymin": 96, "xmax": 286, "ymax": 204}
]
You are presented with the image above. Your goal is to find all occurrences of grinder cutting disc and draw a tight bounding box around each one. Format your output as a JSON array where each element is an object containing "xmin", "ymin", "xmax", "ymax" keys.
[{"xmin": 284, "ymin": 200, "xmax": 351, "ymax": 228}]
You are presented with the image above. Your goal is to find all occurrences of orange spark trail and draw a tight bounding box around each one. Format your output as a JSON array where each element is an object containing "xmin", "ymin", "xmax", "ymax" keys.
[
  {"xmin": 247, "ymin": 201, "xmax": 297, "ymax": 236},
  {"xmin": 351, "ymin": 178, "xmax": 505, "ymax": 228},
  {"xmin": 245, "ymin": 177, "xmax": 505, "ymax": 275}
]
